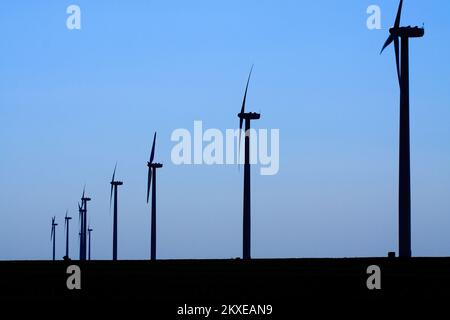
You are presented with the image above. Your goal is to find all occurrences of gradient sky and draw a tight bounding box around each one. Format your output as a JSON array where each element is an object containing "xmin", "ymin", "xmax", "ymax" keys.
[{"xmin": 1, "ymin": 0, "xmax": 450, "ymax": 260}]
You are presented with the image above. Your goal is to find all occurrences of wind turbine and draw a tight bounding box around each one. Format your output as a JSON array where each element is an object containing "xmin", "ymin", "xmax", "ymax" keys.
[
  {"xmin": 110, "ymin": 163, "xmax": 123, "ymax": 261},
  {"xmin": 64, "ymin": 211, "xmax": 72, "ymax": 259},
  {"xmin": 380, "ymin": 0, "xmax": 424, "ymax": 258},
  {"xmin": 77, "ymin": 202, "xmax": 84, "ymax": 260},
  {"xmin": 50, "ymin": 216, "xmax": 58, "ymax": 261},
  {"xmin": 238, "ymin": 65, "xmax": 260, "ymax": 260},
  {"xmin": 146, "ymin": 132, "xmax": 163, "ymax": 260},
  {"xmin": 80, "ymin": 187, "xmax": 91, "ymax": 261},
  {"xmin": 88, "ymin": 225, "xmax": 93, "ymax": 261}
]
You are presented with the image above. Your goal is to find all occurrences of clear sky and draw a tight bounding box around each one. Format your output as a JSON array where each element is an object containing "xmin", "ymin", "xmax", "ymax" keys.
[{"xmin": 1, "ymin": 0, "xmax": 450, "ymax": 260}]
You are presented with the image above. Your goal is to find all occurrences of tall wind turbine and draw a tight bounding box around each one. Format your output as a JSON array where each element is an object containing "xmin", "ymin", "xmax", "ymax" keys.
[
  {"xmin": 51, "ymin": 216, "xmax": 58, "ymax": 261},
  {"xmin": 238, "ymin": 66, "xmax": 260, "ymax": 260},
  {"xmin": 110, "ymin": 163, "xmax": 123, "ymax": 261},
  {"xmin": 64, "ymin": 211, "xmax": 72, "ymax": 259},
  {"xmin": 146, "ymin": 132, "xmax": 163, "ymax": 260},
  {"xmin": 80, "ymin": 187, "xmax": 91, "ymax": 261},
  {"xmin": 88, "ymin": 225, "xmax": 93, "ymax": 261},
  {"xmin": 77, "ymin": 202, "xmax": 84, "ymax": 260},
  {"xmin": 380, "ymin": 0, "xmax": 424, "ymax": 258}
]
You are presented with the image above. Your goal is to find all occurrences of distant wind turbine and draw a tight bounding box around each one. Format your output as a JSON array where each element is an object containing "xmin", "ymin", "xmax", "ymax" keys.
[
  {"xmin": 80, "ymin": 186, "xmax": 92, "ymax": 261},
  {"xmin": 51, "ymin": 216, "xmax": 58, "ymax": 261},
  {"xmin": 380, "ymin": 0, "xmax": 424, "ymax": 258},
  {"xmin": 110, "ymin": 163, "xmax": 123, "ymax": 261},
  {"xmin": 77, "ymin": 201, "xmax": 84, "ymax": 260},
  {"xmin": 238, "ymin": 66, "xmax": 260, "ymax": 260},
  {"xmin": 88, "ymin": 225, "xmax": 93, "ymax": 261},
  {"xmin": 64, "ymin": 211, "xmax": 72, "ymax": 259},
  {"xmin": 146, "ymin": 132, "xmax": 163, "ymax": 260}
]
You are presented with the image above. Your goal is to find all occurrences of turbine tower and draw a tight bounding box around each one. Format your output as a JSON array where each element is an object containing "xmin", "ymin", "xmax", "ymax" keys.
[
  {"xmin": 146, "ymin": 132, "xmax": 163, "ymax": 260},
  {"xmin": 88, "ymin": 225, "xmax": 93, "ymax": 261},
  {"xmin": 64, "ymin": 211, "xmax": 72, "ymax": 259},
  {"xmin": 80, "ymin": 187, "xmax": 91, "ymax": 261},
  {"xmin": 77, "ymin": 202, "xmax": 84, "ymax": 260},
  {"xmin": 238, "ymin": 66, "xmax": 260, "ymax": 260},
  {"xmin": 50, "ymin": 216, "xmax": 58, "ymax": 261},
  {"xmin": 381, "ymin": 0, "xmax": 424, "ymax": 258},
  {"xmin": 110, "ymin": 163, "xmax": 123, "ymax": 261}
]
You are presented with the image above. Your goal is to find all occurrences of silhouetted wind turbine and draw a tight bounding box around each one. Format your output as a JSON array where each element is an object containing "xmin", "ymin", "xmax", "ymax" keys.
[
  {"xmin": 88, "ymin": 225, "xmax": 93, "ymax": 261},
  {"xmin": 80, "ymin": 186, "xmax": 91, "ymax": 261},
  {"xmin": 110, "ymin": 163, "xmax": 123, "ymax": 261},
  {"xmin": 380, "ymin": 0, "xmax": 424, "ymax": 258},
  {"xmin": 146, "ymin": 132, "xmax": 163, "ymax": 260},
  {"xmin": 51, "ymin": 216, "xmax": 58, "ymax": 261},
  {"xmin": 77, "ymin": 201, "xmax": 84, "ymax": 260},
  {"xmin": 238, "ymin": 66, "xmax": 260, "ymax": 260},
  {"xmin": 64, "ymin": 211, "xmax": 72, "ymax": 259}
]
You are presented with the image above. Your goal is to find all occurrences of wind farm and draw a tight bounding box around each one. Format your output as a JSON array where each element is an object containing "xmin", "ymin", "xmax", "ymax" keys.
[{"xmin": 2, "ymin": 0, "xmax": 450, "ymax": 308}]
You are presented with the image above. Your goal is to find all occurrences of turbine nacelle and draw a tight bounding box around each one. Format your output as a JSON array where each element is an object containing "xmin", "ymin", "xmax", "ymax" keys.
[
  {"xmin": 389, "ymin": 26, "xmax": 425, "ymax": 38},
  {"xmin": 238, "ymin": 112, "xmax": 261, "ymax": 120},
  {"xmin": 110, "ymin": 181, "xmax": 123, "ymax": 186},
  {"xmin": 147, "ymin": 162, "xmax": 163, "ymax": 169}
]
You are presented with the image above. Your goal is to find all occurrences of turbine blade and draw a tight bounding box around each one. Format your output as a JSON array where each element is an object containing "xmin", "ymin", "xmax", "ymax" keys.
[
  {"xmin": 238, "ymin": 118, "xmax": 244, "ymax": 166},
  {"xmin": 51, "ymin": 217, "xmax": 56, "ymax": 239},
  {"xmin": 78, "ymin": 202, "xmax": 82, "ymax": 227},
  {"xmin": 82, "ymin": 185, "xmax": 85, "ymax": 199},
  {"xmin": 394, "ymin": 37, "xmax": 401, "ymax": 86},
  {"xmin": 110, "ymin": 183, "xmax": 114, "ymax": 211},
  {"xmin": 238, "ymin": 65, "xmax": 253, "ymax": 162},
  {"xmin": 240, "ymin": 65, "xmax": 254, "ymax": 118},
  {"xmin": 394, "ymin": 0, "xmax": 403, "ymax": 29},
  {"xmin": 146, "ymin": 167, "xmax": 152, "ymax": 203},
  {"xmin": 111, "ymin": 163, "xmax": 117, "ymax": 183},
  {"xmin": 149, "ymin": 132, "xmax": 156, "ymax": 164},
  {"xmin": 110, "ymin": 162, "xmax": 117, "ymax": 213},
  {"xmin": 380, "ymin": 35, "xmax": 394, "ymax": 54}
]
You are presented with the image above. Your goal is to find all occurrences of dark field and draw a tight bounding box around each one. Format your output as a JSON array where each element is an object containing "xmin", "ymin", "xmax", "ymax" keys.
[{"xmin": 1, "ymin": 258, "xmax": 449, "ymax": 313}]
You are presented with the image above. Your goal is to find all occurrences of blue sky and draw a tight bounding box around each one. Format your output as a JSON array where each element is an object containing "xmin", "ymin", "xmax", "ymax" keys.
[{"xmin": 1, "ymin": 0, "xmax": 450, "ymax": 260}]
